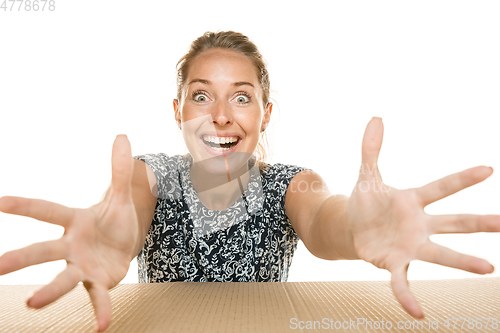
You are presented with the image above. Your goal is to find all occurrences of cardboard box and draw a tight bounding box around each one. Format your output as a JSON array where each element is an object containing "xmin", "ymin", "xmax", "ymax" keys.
[{"xmin": 0, "ymin": 278, "xmax": 498, "ymax": 332}]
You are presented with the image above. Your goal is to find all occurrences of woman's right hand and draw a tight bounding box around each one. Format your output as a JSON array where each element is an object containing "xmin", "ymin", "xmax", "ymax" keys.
[{"xmin": 0, "ymin": 135, "xmax": 141, "ymax": 332}]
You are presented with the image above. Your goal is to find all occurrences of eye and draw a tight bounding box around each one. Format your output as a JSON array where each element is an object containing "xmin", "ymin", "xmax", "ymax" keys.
[
  {"xmin": 192, "ymin": 91, "xmax": 209, "ymax": 103},
  {"xmin": 234, "ymin": 92, "xmax": 251, "ymax": 104}
]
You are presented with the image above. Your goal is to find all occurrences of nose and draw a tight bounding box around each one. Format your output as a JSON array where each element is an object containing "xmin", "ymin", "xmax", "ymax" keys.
[{"xmin": 212, "ymin": 100, "xmax": 233, "ymax": 127}]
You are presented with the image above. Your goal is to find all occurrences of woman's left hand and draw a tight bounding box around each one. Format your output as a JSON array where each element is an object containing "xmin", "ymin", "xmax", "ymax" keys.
[{"xmin": 346, "ymin": 117, "xmax": 500, "ymax": 318}]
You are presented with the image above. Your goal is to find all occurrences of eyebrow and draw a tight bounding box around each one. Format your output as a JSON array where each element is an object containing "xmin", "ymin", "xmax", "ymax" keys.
[{"xmin": 188, "ymin": 78, "xmax": 254, "ymax": 88}]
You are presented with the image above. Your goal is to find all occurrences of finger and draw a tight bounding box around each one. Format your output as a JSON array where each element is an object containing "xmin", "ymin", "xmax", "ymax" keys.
[
  {"xmin": 0, "ymin": 240, "xmax": 66, "ymax": 275},
  {"xmin": 418, "ymin": 242, "xmax": 494, "ymax": 274},
  {"xmin": 360, "ymin": 117, "xmax": 384, "ymax": 172},
  {"xmin": 359, "ymin": 117, "xmax": 384, "ymax": 183},
  {"xmin": 27, "ymin": 265, "xmax": 81, "ymax": 308},
  {"xmin": 416, "ymin": 166, "xmax": 493, "ymax": 207},
  {"xmin": 0, "ymin": 196, "xmax": 74, "ymax": 227},
  {"xmin": 431, "ymin": 214, "xmax": 500, "ymax": 234},
  {"xmin": 111, "ymin": 135, "xmax": 134, "ymax": 199},
  {"xmin": 390, "ymin": 265, "xmax": 424, "ymax": 319},
  {"xmin": 84, "ymin": 282, "xmax": 112, "ymax": 332}
]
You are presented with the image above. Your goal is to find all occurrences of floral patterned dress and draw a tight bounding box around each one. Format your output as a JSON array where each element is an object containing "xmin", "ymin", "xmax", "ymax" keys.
[{"xmin": 133, "ymin": 153, "xmax": 308, "ymax": 282}]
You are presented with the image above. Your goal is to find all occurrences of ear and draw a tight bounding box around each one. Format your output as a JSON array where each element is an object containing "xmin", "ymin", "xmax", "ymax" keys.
[
  {"xmin": 173, "ymin": 99, "xmax": 181, "ymax": 126},
  {"xmin": 262, "ymin": 102, "xmax": 273, "ymax": 128},
  {"xmin": 266, "ymin": 102, "xmax": 273, "ymax": 117}
]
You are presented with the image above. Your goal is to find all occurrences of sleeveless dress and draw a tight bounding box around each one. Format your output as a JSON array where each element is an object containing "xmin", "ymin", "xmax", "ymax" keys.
[{"xmin": 133, "ymin": 153, "xmax": 309, "ymax": 283}]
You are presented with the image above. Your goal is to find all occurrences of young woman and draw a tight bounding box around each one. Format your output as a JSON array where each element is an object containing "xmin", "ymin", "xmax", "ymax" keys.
[{"xmin": 0, "ymin": 31, "xmax": 499, "ymax": 332}]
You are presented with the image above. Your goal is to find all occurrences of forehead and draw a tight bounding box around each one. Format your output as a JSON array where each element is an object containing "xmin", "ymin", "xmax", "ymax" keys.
[{"xmin": 187, "ymin": 49, "xmax": 259, "ymax": 85}]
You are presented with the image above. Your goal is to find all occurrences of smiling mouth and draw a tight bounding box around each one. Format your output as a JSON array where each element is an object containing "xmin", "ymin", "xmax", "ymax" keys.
[{"xmin": 201, "ymin": 135, "xmax": 241, "ymax": 152}]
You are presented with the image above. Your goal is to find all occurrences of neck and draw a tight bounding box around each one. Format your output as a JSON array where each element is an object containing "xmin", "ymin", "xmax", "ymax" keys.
[{"xmin": 190, "ymin": 159, "xmax": 251, "ymax": 211}]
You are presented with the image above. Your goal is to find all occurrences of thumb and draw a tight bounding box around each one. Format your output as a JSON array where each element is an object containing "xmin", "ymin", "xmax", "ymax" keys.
[
  {"xmin": 111, "ymin": 134, "xmax": 134, "ymax": 197},
  {"xmin": 360, "ymin": 117, "xmax": 384, "ymax": 178}
]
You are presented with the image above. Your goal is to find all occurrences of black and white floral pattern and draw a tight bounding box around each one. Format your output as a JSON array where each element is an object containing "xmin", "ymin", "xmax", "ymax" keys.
[{"xmin": 133, "ymin": 153, "xmax": 309, "ymax": 282}]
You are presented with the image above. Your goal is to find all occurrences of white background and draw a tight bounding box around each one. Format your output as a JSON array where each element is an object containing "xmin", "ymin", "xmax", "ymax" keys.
[{"xmin": 0, "ymin": 0, "xmax": 499, "ymax": 285}]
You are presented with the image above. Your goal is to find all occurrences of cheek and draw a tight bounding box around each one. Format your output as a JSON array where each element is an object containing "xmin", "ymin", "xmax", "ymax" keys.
[
  {"xmin": 180, "ymin": 101, "xmax": 214, "ymax": 122},
  {"xmin": 181, "ymin": 114, "xmax": 213, "ymax": 149},
  {"xmin": 238, "ymin": 111, "xmax": 262, "ymax": 135},
  {"xmin": 181, "ymin": 106, "xmax": 202, "ymax": 122}
]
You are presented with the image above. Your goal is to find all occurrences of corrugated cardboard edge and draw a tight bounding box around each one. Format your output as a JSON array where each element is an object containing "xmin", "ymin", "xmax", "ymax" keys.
[{"xmin": 0, "ymin": 278, "xmax": 498, "ymax": 332}]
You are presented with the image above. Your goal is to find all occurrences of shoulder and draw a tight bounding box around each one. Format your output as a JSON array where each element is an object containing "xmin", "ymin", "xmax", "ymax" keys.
[
  {"xmin": 133, "ymin": 153, "xmax": 185, "ymax": 169},
  {"xmin": 260, "ymin": 162, "xmax": 309, "ymax": 183},
  {"xmin": 132, "ymin": 153, "xmax": 193, "ymax": 176},
  {"xmin": 259, "ymin": 161, "xmax": 311, "ymax": 207},
  {"xmin": 132, "ymin": 153, "xmax": 189, "ymax": 200}
]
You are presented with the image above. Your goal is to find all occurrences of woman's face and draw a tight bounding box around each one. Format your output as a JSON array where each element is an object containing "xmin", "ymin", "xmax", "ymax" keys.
[{"xmin": 174, "ymin": 48, "xmax": 271, "ymax": 175}]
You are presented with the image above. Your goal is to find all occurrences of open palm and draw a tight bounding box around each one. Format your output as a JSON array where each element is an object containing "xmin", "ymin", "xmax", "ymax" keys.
[
  {"xmin": 0, "ymin": 135, "xmax": 138, "ymax": 332},
  {"xmin": 346, "ymin": 117, "xmax": 500, "ymax": 318}
]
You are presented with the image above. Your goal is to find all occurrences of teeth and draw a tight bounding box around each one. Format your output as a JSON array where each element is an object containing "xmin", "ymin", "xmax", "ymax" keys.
[
  {"xmin": 209, "ymin": 146, "xmax": 232, "ymax": 152},
  {"xmin": 202, "ymin": 135, "xmax": 239, "ymax": 144},
  {"xmin": 202, "ymin": 135, "xmax": 240, "ymax": 152}
]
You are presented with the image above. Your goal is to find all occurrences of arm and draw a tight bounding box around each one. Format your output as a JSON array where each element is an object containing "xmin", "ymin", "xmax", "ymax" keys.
[
  {"xmin": 285, "ymin": 117, "xmax": 500, "ymax": 320},
  {"xmin": 0, "ymin": 135, "xmax": 156, "ymax": 332},
  {"xmin": 130, "ymin": 159, "xmax": 157, "ymax": 256},
  {"xmin": 285, "ymin": 171, "xmax": 358, "ymax": 260},
  {"xmin": 100, "ymin": 159, "xmax": 157, "ymax": 257}
]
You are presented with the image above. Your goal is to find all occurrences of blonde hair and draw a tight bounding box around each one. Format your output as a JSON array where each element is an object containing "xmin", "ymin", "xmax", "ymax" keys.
[{"xmin": 176, "ymin": 31, "xmax": 271, "ymax": 164}]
